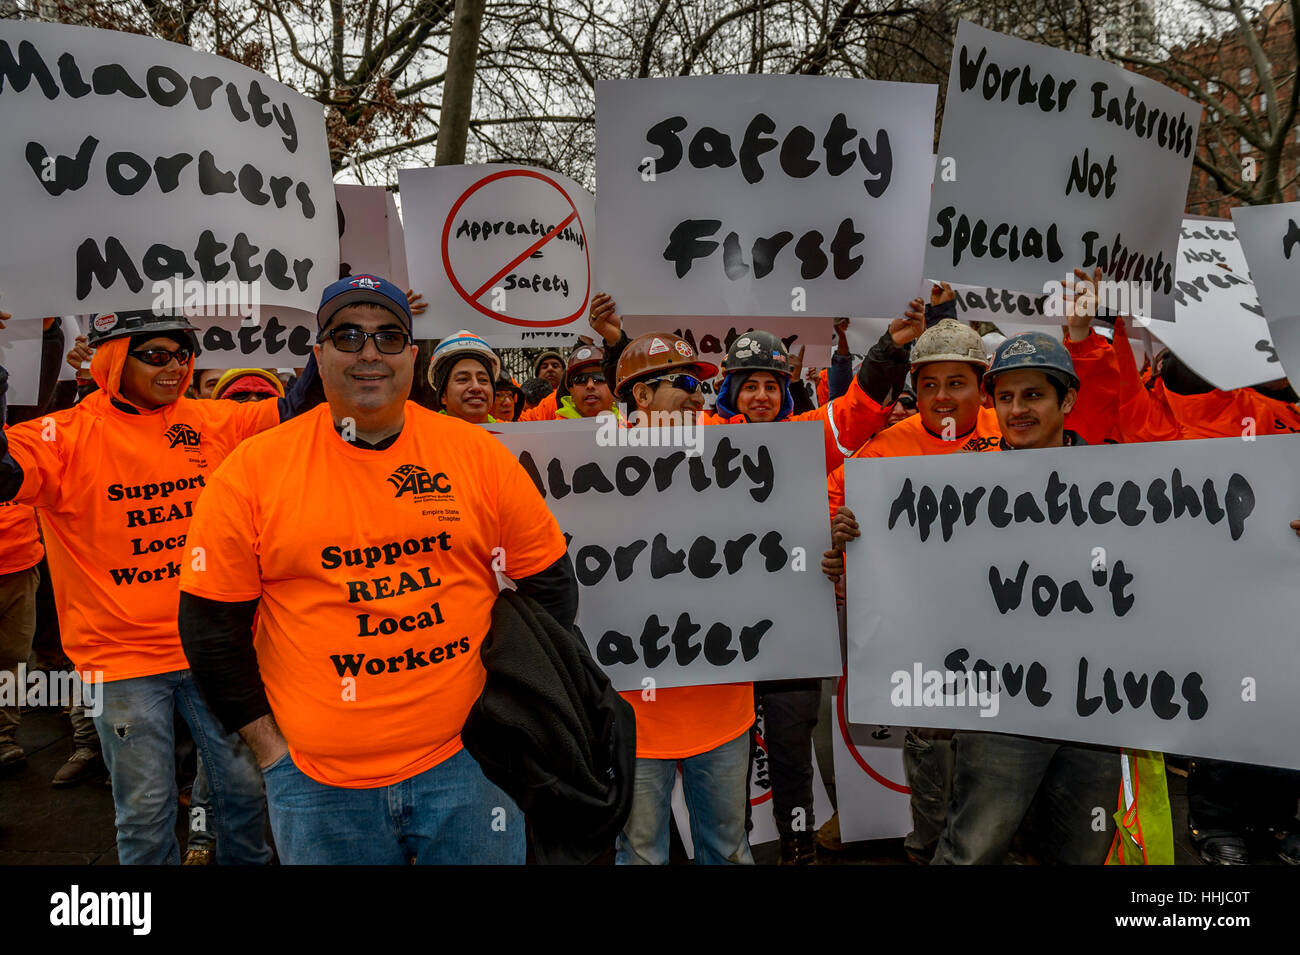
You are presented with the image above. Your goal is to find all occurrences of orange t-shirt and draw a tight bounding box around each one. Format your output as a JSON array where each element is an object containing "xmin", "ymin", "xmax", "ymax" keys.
[
  {"xmin": 620, "ymin": 685, "xmax": 755, "ymax": 760},
  {"xmin": 0, "ymin": 500, "xmax": 43, "ymax": 575},
  {"xmin": 6, "ymin": 390, "xmax": 279, "ymax": 681},
  {"xmin": 180, "ymin": 402, "xmax": 568, "ymax": 788},
  {"xmin": 826, "ymin": 406, "xmax": 1003, "ymax": 517}
]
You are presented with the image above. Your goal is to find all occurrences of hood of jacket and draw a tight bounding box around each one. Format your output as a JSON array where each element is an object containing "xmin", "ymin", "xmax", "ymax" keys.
[
  {"xmin": 90, "ymin": 337, "xmax": 194, "ymax": 414},
  {"xmin": 714, "ymin": 370, "xmax": 793, "ymax": 421}
]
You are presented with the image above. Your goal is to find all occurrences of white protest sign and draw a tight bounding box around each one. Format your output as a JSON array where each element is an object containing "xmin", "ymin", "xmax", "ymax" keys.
[
  {"xmin": 595, "ymin": 75, "xmax": 937, "ymax": 320},
  {"xmin": 185, "ymin": 183, "xmax": 414, "ymax": 368},
  {"xmin": 623, "ymin": 315, "xmax": 833, "ymax": 369},
  {"xmin": 1151, "ymin": 217, "xmax": 1277, "ymax": 391},
  {"xmin": 0, "ymin": 323, "xmax": 42, "ymax": 406},
  {"xmin": 189, "ymin": 308, "xmax": 315, "ymax": 369},
  {"xmin": 1231, "ymin": 201, "xmax": 1300, "ymax": 384},
  {"xmin": 0, "ymin": 20, "xmax": 337, "ymax": 320},
  {"xmin": 488, "ymin": 422, "xmax": 840, "ymax": 690},
  {"xmin": 845, "ymin": 435, "xmax": 1300, "ymax": 769},
  {"xmin": 398, "ymin": 164, "xmax": 593, "ymax": 341},
  {"xmin": 336, "ymin": 184, "xmax": 395, "ymax": 282},
  {"xmin": 384, "ymin": 191, "xmax": 410, "ymax": 292},
  {"xmin": 830, "ymin": 692, "xmax": 912, "ymax": 844},
  {"xmin": 926, "ymin": 21, "xmax": 1198, "ymax": 324},
  {"xmin": 671, "ymin": 711, "xmax": 835, "ymax": 853}
]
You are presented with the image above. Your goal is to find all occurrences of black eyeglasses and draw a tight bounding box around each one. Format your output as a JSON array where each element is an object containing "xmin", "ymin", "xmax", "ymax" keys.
[
  {"xmin": 319, "ymin": 327, "xmax": 411, "ymax": 354},
  {"xmin": 897, "ymin": 394, "xmax": 917, "ymax": 410},
  {"xmin": 129, "ymin": 347, "xmax": 192, "ymax": 367},
  {"xmin": 644, "ymin": 374, "xmax": 702, "ymax": 394},
  {"xmin": 570, "ymin": 372, "xmax": 606, "ymax": 386}
]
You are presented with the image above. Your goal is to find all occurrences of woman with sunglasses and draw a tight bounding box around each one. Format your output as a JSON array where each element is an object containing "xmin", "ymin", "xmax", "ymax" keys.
[{"xmin": 0, "ymin": 307, "xmax": 335, "ymax": 866}]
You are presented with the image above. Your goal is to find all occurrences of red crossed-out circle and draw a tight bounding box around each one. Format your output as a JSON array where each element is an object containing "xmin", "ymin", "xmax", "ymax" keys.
[
  {"xmin": 750, "ymin": 731, "xmax": 773, "ymax": 807},
  {"xmin": 835, "ymin": 669, "xmax": 910, "ymax": 794},
  {"xmin": 440, "ymin": 168, "xmax": 591, "ymax": 328}
]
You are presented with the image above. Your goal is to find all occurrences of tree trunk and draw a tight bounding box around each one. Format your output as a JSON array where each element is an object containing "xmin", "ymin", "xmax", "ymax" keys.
[{"xmin": 435, "ymin": 0, "xmax": 488, "ymax": 166}]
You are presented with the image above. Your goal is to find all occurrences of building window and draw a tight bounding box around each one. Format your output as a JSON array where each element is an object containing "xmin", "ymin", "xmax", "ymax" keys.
[
  {"xmin": 1241, "ymin": 137, "xmax": 1250, "ymax": 153},
  {"xmin": 1239, "ymin": 67, "xmax": 1251, "ymax": 87}
]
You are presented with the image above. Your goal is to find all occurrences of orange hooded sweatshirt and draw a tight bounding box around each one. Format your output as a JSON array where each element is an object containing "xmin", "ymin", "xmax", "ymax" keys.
[
  {"xmin": 1105, "ymin": 318, "xmax": 1300, "ymax": 441},
  {"xmin": 1, "ymin": 338, "xmax": 283, "ymax": 681}
]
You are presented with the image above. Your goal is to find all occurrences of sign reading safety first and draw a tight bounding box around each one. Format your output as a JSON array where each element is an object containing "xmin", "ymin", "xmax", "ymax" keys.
[
  {"xmin": 595, "ymin": 75, "xmax": 936, "ymax": 320},
  {"xmin": 399, "ymin": 164, "xmax": 594, "ymax": 341}
]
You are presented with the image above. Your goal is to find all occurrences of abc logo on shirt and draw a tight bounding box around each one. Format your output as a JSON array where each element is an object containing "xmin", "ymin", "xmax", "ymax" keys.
[
  {"xmin": 387, "ymin": 464, "xmax": 452, "ymax": 499},
  {"xmin": 165, "ymin": 424, "xmax": 201, "ymax": 449}
]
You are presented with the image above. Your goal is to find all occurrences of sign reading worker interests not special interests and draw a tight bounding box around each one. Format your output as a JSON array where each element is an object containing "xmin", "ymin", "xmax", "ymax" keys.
[
  {"xmin": 398, "ymin": 164, "xmax": 593, "ymax": 341},
  {"xmin": 926, "ymin": 21, "xmax": 1199, "ymax": 323},
  {"xmin": 489, "ymin": 422, "xmax": 840, "ymax": 691},
  {"xmin": 845, "ymin": 436, "xmax": 1300, "ymax": 769},
  {"xmin": 0, "ymin": 20, "xmax": 337, "ymax": 320},
  {"xmin": 595, "ymin": 76, "xmax": 937, "ymax": 319}
]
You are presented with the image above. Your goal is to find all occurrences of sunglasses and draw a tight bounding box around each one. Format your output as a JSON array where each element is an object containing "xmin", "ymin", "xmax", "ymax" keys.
[
  {"xmin": 319, "ymin": 327, "xmax": 411, "ymax": 354},
  {"xmin": 897, "ymin": 395, "xmax": 917, "ymax": 410},
  {"xmin": 570, "ymin": 372, "xmax": 606, "ymax": 386},
  {"xmin": 644, "ymin": 374, "xmax": 702, "ymax": 394},
  {"xmin": 129, "ymin": 347, "xmax": 193, "ymax": 367}
]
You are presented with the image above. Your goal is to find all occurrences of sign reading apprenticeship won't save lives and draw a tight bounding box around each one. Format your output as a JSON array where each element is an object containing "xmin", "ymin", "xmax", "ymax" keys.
[
  {"xmin": 844, "ymin": 435, "xmax": 1300, "ymax": 770},
  {"xmin": 488, "ymin": 421, "xmax": 840, "ymax": 691},
  {"xmin": 0, "ymin": 19, "xmax": 337, "ymax": 320},
  {"xmin": 595, "ymin": 75, "xmax": 937, "ymax": 320}
]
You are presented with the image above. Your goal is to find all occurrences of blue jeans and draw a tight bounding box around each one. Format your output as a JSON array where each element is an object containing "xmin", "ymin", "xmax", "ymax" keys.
[
  {"xmin": 262, "ymin": 745, "xmax": 525, "ymax": 864},
  {"xmin": 94, "ymin": 669, "xmax": 271, "ymax": 865},
  {"xmin": 616, "ymin": 730, "xmax": 754, "ymax": 865},
  {"xmin": 932, "ymin": 731, "xmax": 1118, "ymax": 865}
]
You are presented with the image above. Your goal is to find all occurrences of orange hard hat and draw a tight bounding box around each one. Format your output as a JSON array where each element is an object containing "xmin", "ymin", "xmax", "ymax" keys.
[{"xmin": 614, "ymin": 332, "xmax": 718, "ymax": 399}]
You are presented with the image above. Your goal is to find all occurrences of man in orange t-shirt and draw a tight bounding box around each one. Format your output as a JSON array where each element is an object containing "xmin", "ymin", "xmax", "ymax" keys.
[
  {"xmin": 0, "ymin": 304, "xmax": 329, "ymax": 865},
  {"xmin": 821, "ymin": 290, "xmax": 999, "ymax": 864},
  {"xmin": 179, "ymin": 275, "xmax": 573, "ymax": 865},
  {"xmin": 586, "ymin": 326, "xmax": 755, "ymax": 865}
]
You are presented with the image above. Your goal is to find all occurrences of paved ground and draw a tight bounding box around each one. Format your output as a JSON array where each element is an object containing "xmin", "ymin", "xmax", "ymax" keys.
[{"xmin": 0, "ymin": 696, "xmax": 1253, "ymax": 866}]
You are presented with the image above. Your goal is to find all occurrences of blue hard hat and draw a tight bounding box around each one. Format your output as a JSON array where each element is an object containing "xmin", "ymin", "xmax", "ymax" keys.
[{"xmin": 983, "ymin": 332, "xmax": 1080, "ymax": 393}]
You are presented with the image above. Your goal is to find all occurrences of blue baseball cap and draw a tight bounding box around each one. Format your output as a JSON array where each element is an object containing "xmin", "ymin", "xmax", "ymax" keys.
[{"xmin": 317, "ymin": 274, "xmax": 412, "ymax": 333}]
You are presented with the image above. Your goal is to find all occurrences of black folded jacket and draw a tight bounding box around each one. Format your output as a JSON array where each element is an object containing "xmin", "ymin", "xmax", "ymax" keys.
[{"xmin": 462, "ymin": 590, "xmax": 636, "ymax": 865}]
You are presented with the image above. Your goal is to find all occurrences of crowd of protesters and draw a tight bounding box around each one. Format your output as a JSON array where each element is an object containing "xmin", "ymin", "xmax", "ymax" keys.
[{"xmin": 2, "ymin": 265, "xmax": 1300, "ymax": 867}]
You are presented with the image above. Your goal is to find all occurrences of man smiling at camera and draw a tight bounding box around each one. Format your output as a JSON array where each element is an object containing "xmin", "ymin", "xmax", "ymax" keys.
[{"xmin": 178, "ymin": 275, "xmax": 575, "ymax": 865}]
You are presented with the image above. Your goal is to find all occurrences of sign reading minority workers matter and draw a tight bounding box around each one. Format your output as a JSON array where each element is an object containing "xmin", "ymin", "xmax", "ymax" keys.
[
  {"xmin": 595, "ymin": 76, "xmax": 937, "ymax": 319},
  {"xmin": 398, "ymin": 164, "xmax": 594, "ymax": 341},
  {"xmin": 926, "ymin": 21, "xmax": 1199, "ymax": 323},
  {"xmin": 0, "ymin": 20, "xmax": 336, "ymax": 320},
  {"xmin": 1231, "ymin": 201, "xmax": 1300, "ymax": 384},
  {"xmin": 489, "ymin": 422, "xmax": 840, "ymax": 691},
  {"xmin": 1153, "ymin": 218, "xmax": 1276, "ymax": 391},
  {"xmin": 187, "ymin": 184, "xmax": 411, "ymax": 368},
  {"xmin": 844, "ymin": 436, "xmax": 1300, "ymax": 769}
]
